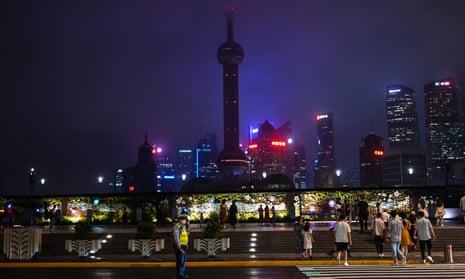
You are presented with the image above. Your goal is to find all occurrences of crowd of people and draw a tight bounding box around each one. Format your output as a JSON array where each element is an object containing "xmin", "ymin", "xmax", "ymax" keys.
[
  {"xmin": 290, "ymin": 193, "xmax": 453, "ymax": 266},
  {"xmin": 171, "ymin": 192, "xmax": 465, "ymax": 276}
]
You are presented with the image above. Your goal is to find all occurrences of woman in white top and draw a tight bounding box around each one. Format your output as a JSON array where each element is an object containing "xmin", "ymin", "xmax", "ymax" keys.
[{"xmin": 418, "ymin": 198, "xmax": 429, "ymax": 218}]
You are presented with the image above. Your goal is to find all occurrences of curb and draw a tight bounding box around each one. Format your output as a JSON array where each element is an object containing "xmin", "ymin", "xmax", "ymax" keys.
[{"xmin": 0, "ymin": 259, "xmax": 425, "ymax": 268}]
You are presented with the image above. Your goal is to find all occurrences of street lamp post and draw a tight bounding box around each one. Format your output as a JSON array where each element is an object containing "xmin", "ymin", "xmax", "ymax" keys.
[{"xmin": 28, "ymin": 168, "xmax": 37, "ymax": 226}]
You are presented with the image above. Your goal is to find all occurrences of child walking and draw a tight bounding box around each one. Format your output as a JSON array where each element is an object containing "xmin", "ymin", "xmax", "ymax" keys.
[{"xmin": 302, "ymin": 221, "xmax": 314, "ymax": 259}]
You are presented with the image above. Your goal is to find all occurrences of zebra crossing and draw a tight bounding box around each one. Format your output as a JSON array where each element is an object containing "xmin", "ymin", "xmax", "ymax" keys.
[{"xmin": 297, "ymin": 264, "xmax": 465, "ymax": 278}]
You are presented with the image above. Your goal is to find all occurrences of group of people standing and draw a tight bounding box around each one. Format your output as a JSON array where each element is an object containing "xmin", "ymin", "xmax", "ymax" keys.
[
  {"xmin": 257, "ymin": 204, "xmax": 276, "ymax": 226},
  {"xmin": 219, "ymin": 200, "xmax": 238, "ymax": 230}
]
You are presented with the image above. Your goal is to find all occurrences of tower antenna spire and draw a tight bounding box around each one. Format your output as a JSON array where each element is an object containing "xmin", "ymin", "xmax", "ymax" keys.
[{"xmin": 226, "ymin": 5, "xmax": 235, "ymax": 41}]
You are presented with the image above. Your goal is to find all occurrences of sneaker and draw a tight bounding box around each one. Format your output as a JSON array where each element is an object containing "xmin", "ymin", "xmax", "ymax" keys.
[
  {"xmin": 402, "ymin": 257, "xmax": 407, "ymax": 265},
  {"xmin": 336, "ymin": 256, "xmax": 340, "ymax": 265},
  {"xmin": 344, "ymin": 262, "xmax": 349, "ymax": 266},
  {"xmin": 422, "ymin": 259, "xmax": 426, "ymax": 264},
  {"xmin": 427, "ymin": 256, "xmax": 434, "ymax": 263}
]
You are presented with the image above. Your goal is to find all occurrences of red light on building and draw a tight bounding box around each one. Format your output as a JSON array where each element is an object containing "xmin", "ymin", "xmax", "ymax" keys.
[
  {"xmin": 129, "ymin": 185, "xmax": 135, "ymax": 192},
  {"xmin": 248, "ymin": 143, "xmax": 258, "ymax": 149},
  {"xmin": 271, "ymin": 141, "xmax": 286, "ymax": 147},
  {"xmin": 373, "ymin": 149, "xmax": 384, "ymax": 156}
]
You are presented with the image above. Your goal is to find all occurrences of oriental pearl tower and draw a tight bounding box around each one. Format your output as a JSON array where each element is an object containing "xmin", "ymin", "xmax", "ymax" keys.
[{"xmin": 216, "ymin": 6, "xmax": 248, "ymax": 179}]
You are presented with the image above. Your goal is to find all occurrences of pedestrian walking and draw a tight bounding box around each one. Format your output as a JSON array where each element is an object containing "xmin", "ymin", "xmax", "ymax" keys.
[
  {"xmin": 418, "ymin": 198, "xmax": 429, "ymax": 219},
  {"xmin": 228, "ymin": 200, "xmax": 238, "ymax": 229},
  {"xmin": 408, "ymin": 211, "xmax": 417, "ymax": 250},
  {"xmin": 357, "ymin": 195, "xmax": 369, "ymax": 233},
  {"xmin": 373, "ymin": 212, "xmax": 386, "ymax": 257},
  {"xmin": 387, "ymin": 211, "xmax": 406, "ymax": 266},
  {"xmin": 382, "ymin": 209, "xmax": 390, "ymax": 226},
  {"xmin": 333, "ymin": 214, "xmax": 352, "ymax": 266},
  {"xmin": 435, "ymin": 199, "xmax": 445, "ymax": 227},
  {"xmin": 400, "ymin": 212, "xmax": 413, "ymax": 257},
  {"xmin": 414, "ymin": 210, "xmax": 436, "ymax": 264},
  {"xmin": 460, "ymin": 192, "xmax": 465, "ymax": 224},
  {"xmin": 271, "ymin": 205, "xmax": 276, "ymax": 225},
  {"xmin": 220, "ymin": 200, "xmax": 228, "ymax": 229},
  {"xmin": 173, "ymin": 215, "xmax": 189, "ymax": 279},
  {"xmin": 293, "ymin": 216, "xmax": 304, "ymax": 257},
  {"xmin": 302, "ymin": 221, "xmax": 314, "ymax": 259},
  {"xmin": 264, "ymin": 205, "xmax": 270, "ymax": 223},
  {"xmin": 258, "ymin": 204, "xmax": 264, "ymax": 226}
]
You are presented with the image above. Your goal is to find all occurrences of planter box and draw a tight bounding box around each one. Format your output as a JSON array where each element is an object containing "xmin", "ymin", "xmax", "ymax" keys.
[
  {"xmin": 65, "ymin": 239, "xmax": 102, "ymax": 257},
  {"xmin": 3, "ymin": 228, "xmax": 42, "ymax": 260},
  {"xmin": 193, "ymin": 238, "xmax": 230, "ymax": 257},
  {"xmin": 128, "ymin": 239, "xmax": 165, "ymax": 256}
]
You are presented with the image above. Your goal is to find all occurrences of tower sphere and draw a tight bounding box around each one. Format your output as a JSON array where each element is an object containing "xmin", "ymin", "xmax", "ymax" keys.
[{"xmin": 217, "ymin": 41, "xmax": 244, "ymax": 65}]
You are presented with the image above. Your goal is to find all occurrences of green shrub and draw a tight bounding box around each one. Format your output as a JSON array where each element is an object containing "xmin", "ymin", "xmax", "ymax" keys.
[
  {"xmin": 203, "ymin": 212, "xmax": 222, "ymax": 239},
  {"xmin": 135, "ymin": 221, "xmax": 161, "ymax": 239},
  {"xmin": 72, "ymin": 222, "xmax": 96, "ymax": 240}
]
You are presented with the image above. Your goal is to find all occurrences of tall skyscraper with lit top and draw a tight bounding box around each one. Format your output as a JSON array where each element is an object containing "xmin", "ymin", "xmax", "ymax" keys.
[
  {"xmin": 313, "ymin": 113, "xmax": 337, "ymax": 188},
  {"xmin": 216, "ymin": 6, "xmax": 248, "ymax": 179},
  {"xmin": 386, "ymin": 85, "xmax": 420, "ymax": 149},
  {"xmin": 383, "ymin": 85, "xmax": 427, "ymax": 186},
  {"xmin": 424, "ymin": 77, "xmax": 465, "ymax": 184}
]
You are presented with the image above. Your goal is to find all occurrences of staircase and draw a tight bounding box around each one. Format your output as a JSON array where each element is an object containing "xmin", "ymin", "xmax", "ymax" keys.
[{"xmin": 3, "ymin": 224, "xmax": 465, "ymax": 261}]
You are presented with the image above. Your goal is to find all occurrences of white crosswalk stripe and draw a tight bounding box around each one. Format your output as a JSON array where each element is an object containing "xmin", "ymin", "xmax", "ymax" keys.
[{"xmin": 297, "ymin": 264, "xmax": 465, "ymax": 278}]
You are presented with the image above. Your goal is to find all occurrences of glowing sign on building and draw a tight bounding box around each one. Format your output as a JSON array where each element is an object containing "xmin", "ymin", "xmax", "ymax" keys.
[
  {"xmin": 316, "ymin": 114, "xmax": 329, "ymax": 121},
  {"xmin": 435, "ymin": 81, "xmax": 451, "ymax": 86},
  {"xmin": 388, "ymin": 88, "xmax": 401, "ymax": 94},
  {"xmin": 271, "ymin": 141, "xmax": 286, "ymax": 147},
  {"xmin": 248, "ymin": 143, "xmax": 258, "ymax": 149}
]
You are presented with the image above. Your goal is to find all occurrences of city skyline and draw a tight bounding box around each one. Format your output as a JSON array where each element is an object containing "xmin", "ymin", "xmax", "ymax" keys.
[{"xmin": 2, "ymin": 1, "xmax": 465, "ymax": 195}]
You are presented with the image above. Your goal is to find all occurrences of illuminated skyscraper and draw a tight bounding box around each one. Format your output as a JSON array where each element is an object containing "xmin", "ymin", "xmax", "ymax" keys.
[
  {"xmin": 246, "ymin": 120, "xmax": 303, "ymax": 189},
  {"xmin": 216, "ymin": 6, "xmax": 248, "ymax": 179},
  {"xmin": 384, "ymin": 85, "xmax": 427, "ymax": 186},
  {"xmin": 313, "ymin": 113, "xmax": 337, "ymax": 188},
  {"xmin": 386, "ymin": 85, "xmax": 420, "ymax": 149},
  {"xmin": 424, "ymin": 77, "xmax": 465, "ymax": 184},
  {"xmin": 196, "ymin": 134, "xmax": 219, "ymax": 181}
]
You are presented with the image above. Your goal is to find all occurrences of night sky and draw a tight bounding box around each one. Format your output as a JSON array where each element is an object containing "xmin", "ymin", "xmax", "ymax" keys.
[{"xmin": 2, "ymin": 1, "xmax": 465, "ymax": 196}]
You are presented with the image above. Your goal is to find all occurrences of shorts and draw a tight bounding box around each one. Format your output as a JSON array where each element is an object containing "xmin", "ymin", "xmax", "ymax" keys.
[{"xmin": 336, "ymin": 242, "xmax": 349, "ymax": 251}]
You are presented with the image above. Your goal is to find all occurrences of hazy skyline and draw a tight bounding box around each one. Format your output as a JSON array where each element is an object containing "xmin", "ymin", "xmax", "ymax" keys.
[{"xmin": 2, "ymin": 1, "xmax": 465, "ymax": 195}]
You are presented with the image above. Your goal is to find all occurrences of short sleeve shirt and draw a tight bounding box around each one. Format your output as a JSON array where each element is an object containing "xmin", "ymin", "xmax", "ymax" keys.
[{"xmin": 334, "ymin": 221, "xmax": 351, "ymax": 243}]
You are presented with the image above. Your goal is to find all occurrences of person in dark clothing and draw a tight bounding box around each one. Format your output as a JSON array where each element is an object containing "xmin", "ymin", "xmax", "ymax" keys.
[
  {"xmin": 228, "ymin": 201, "xmax": 238, "ymax": 229},
  {"xmin": 408, "ymin": 211, "xmax": 417, "ymax": 250},
  {"xmin": 293, "ymin": 216, "xmax": 304, "ymax": 257},
  {"xmin": 357, "ymin": 195, "xmax": 369, "ymax": 233}
]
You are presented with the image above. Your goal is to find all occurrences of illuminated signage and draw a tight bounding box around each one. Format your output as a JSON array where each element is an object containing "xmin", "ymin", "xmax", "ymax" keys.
[
  {"xmin": 388, "ymin": 89, "xmax": 401, "ymax": 94},
  {"xmin": 271, "ymin": 141, "xmax": 286, "ymax": 147},
  {"xmin": 316, "ymin": 114, "xmax": 328, "ymax": 120},
  {"xmin": 435, "ymin": 81, "xmax": 451, "ymax": 86}
]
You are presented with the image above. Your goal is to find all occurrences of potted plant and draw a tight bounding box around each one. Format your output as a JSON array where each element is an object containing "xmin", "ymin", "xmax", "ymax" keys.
[
  {"xmin": 65, "ymin": 222, "xmax": 103, "ymax": 258},
  {"xmin": 128, "ymin": 220, "xmax": 165, "ymax": 257},
  {"xmin": 193, "ymin": 212, "xmax": 230, "ymax": 257}
]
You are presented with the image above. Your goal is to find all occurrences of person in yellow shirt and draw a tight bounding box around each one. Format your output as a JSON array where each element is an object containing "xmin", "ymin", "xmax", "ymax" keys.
[{"xmin": 173, "ymin": 215, "xmax": 189, "ymax": 278}]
